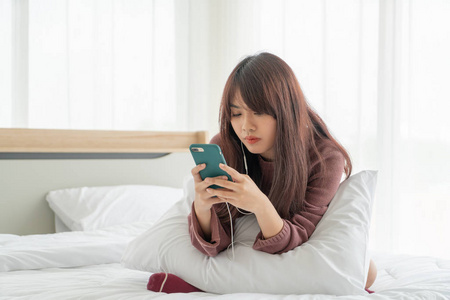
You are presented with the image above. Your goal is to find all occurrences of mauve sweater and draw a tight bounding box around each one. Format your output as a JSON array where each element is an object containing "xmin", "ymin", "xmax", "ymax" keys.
[{"xmin": 188, "ymin": 134, "xmax": 345, "ymax": 256}]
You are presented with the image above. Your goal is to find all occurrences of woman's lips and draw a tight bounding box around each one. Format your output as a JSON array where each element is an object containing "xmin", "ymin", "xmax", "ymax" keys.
[{"xmin": 245, "ymin": 136, "xmax": 261, "ymax": 144}]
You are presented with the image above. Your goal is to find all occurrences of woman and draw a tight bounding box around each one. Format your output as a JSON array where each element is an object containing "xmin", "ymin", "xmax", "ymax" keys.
[{"xmin": 148, "ymin": 52, "xmax": 377, "ymax": 293}]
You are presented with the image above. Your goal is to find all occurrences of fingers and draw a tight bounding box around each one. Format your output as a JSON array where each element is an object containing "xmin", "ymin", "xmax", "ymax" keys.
[
  {"xmin": 219, "ymin": 163, "xmax": 243, "ymax": 181},
  {"xmin": 205, "ymin": 187, "xmax": 236, "ymax": 201},
  {"xmin": 204, "ymin": 177, "xmax": 234, "ymax": 190},
  {"xmin": 191, "ymin": 163, "xmax": 206, "ymax": 183},
  {"xmin": 194, "ymin": 175, "xmax": 229, "ymax": 195}
]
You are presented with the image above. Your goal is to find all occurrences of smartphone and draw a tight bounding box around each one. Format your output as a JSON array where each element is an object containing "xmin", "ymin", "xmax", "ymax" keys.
[{"xmin": 189, "ymin": 143, "xmax": 232, "ymax": 189}]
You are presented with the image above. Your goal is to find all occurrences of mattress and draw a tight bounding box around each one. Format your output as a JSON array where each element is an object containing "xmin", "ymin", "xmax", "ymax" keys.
[{"xmin": 1, "ymin": 224, "xmax": 449, "ymax": 299}]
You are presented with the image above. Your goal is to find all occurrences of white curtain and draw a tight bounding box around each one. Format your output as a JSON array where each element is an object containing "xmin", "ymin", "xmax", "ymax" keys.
[
  {"xmin": 0, "ymin": 0, "xmax": 191, "ymax": 130},
  {"xmin": 1, "ymin": 0, "xmax": 449, "ymax": 259}
]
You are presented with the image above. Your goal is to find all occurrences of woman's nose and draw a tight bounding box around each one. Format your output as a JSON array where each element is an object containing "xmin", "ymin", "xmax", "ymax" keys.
[{"xmin": 242, "ymin": 115, "xmax": 256, "ymax": 132}]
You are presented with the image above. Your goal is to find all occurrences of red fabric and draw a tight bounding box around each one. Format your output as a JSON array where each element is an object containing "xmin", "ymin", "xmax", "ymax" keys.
[
  {"xmin": 147, "ymin": 273, "xmax": 203, "ymax": 293},
  {"xmin": 365, "ymin": 288, "xmax": 375, "ymax": 294}
]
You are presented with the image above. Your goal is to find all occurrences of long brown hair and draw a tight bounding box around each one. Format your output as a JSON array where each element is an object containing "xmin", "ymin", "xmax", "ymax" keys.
[{"xmin": 216, "ymin": 52, "xmax": 352, "ymax": 223}]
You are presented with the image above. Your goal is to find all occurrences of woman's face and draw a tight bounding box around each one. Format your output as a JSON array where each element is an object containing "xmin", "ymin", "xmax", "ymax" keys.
[{"xmin": 230, "ymin": 92, "xmax": 277, "ymax": 161}]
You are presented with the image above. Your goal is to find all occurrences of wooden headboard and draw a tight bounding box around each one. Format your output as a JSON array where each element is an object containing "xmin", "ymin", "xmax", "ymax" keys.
[
  {"xmin": 0, "ymin": 128, "xmax": 208, "ymax": 154},
  {"xmin": 0, "ymin": 128, "xmax": 209, "ymax": 235}
]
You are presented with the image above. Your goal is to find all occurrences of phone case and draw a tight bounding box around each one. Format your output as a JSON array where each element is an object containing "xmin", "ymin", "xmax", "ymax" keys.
[{"xmin": 189, "ymin": 143, "xmax": 232, "ymax": 189}]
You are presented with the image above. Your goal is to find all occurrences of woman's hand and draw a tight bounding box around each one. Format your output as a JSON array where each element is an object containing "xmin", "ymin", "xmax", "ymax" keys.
[
  {"xmin": 203, "ymin": 164, "xmax": 270, "ymax": 214},
  {"xmin": 205, "ymin": 163, "xmax": 284, "ymax": 239},
  {"xmin": 191, "ymin": 163, "xmax": 229, "ymax": 214}
]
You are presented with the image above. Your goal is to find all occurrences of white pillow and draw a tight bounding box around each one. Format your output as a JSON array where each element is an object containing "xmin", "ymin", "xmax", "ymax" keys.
[
  {"xmin": 54, "ymin": 215, "xmax": 71, "ymax": 233},
  {"xmin": 121, "ymin": 171, "xmax": 377, "ymax": 295},
  {"xmin": 46, "ymin": 185, "xmax": 184, "ymax": 231}
]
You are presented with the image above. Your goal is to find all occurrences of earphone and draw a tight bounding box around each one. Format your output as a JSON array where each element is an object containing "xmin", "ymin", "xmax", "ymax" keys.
[
  {"xmin": 235, "ymin": 142, "xmax": 252, "ymax": 215},
  {"xmin": 225, "ymin": 141, "xmax": 253, "ymax": 259},
  {"xmin": 240, "ymin": 141, "xmax": 248, "ymax": 175}
]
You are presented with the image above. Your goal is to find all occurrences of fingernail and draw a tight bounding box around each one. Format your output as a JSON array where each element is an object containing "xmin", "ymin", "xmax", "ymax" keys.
[
  {"xmin": 219, "ymin": 163, "xmax": 224, "ymax": 167},
  {"xmin": 222, "ymin": 176, "xmax": 228, "ymax": 180},
  {"xmin": 206, "ymin": 188, "xmax": 212, "ymax": 193}
]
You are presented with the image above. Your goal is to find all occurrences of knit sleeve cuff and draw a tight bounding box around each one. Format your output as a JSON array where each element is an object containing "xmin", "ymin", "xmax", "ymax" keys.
[
  {"xmin": 188, "ymin": 202, "xmax": 231, "ymax": 256},
  {"xmin": 252, "ymin": 220, "xmax": 290, "ymax": 254}
]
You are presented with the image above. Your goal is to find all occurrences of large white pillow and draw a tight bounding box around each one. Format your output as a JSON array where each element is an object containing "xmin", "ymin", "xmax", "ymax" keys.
[
  {"xmin": 121, "ymin": 171, "xmax": 377, "ymax": 295},
  {"xmin": 46, "ymin": 185, "xmax": 184, "ymax": 231}
]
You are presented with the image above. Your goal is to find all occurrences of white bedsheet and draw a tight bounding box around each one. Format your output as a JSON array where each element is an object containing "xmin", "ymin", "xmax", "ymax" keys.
[
  {"xmin": 1, "ymin": 226, "xmax": 450, "ymax": 299},
  {"xmin": 0, "ymin": 222, "xmax": 151, "ymax": 272}
]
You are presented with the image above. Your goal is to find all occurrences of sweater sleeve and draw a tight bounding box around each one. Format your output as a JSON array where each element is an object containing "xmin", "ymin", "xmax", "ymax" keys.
[
  {"xmin": 252, "ymin": 145, "xmax": 345, "ymax": 254},
  {"xmin": 188, "ymin": 203, "xmax": 232, "ymax": 257}
]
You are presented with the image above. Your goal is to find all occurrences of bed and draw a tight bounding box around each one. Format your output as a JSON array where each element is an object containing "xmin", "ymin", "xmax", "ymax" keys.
[{"xmin": 1, "ymin": 128, "xmax": 449, "ymax": 299}]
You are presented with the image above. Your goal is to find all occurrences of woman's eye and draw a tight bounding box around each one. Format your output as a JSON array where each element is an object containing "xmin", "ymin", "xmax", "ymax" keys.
[
  {"xmin": 231, "ymin": 113, "xmax": 241, "ymax": 117},
  {"xmin": 254, "ymin": 112, "xmax": 264, "ymax": 116}
]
